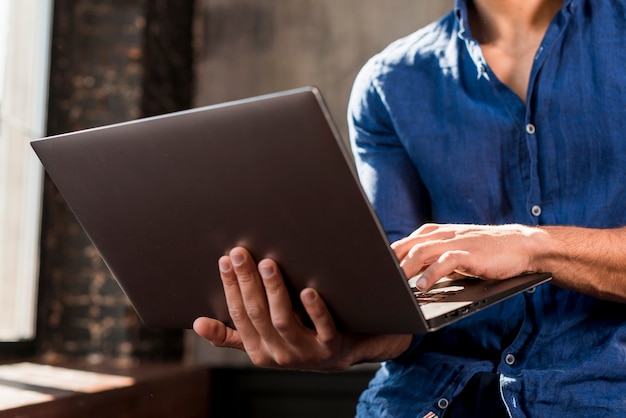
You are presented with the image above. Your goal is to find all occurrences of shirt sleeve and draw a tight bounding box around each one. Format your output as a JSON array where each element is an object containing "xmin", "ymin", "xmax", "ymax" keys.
[{"xmin": 347, "ymin": 63, "xmax": 431, "ymax": 243}]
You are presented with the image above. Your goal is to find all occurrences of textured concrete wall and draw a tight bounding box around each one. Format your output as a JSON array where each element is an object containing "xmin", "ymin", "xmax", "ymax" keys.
[{"xmin": 194, "ymin": 0, "xmax": 453, "ymax": 139}]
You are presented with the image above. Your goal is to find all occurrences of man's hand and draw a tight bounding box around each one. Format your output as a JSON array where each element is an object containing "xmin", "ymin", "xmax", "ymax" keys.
[
  {"xmin": 391, "ymin": 223, "xmax": 543, "ymax": 290},
  {"xmin": 193, "ymin": 247, "xmax": 412, "ymax": 371},
  {"xmin": 392, "ymin": 223, "xmax": 626, "ymax": 303}
]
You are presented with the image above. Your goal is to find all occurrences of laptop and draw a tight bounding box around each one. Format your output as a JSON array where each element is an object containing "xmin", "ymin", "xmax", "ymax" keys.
[{"xmin": 31, "ymin": 87, "xmax": 551, "ymax": 334}]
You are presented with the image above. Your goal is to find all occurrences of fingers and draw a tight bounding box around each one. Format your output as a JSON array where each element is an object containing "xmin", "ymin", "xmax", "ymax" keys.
[
  {"xmin": 235, "ymin": 251, "xmax": 338, "ymax": 345},
  {"xmin": 393, "ymin": 224, "xmax": 538, "ymax": 290},
  {"xmin": 394, "ymin": 237, "xmax": 453, "ymax": 282},
  {"xmin": 222, "ymin": 247, "xmax": 339, "ymax": 346},
  {"xmin": 392, "ymin": 224, "xmax": 483, "ymax": 289},
  {"xmin": 414, "ymin": 250, "xmax": 474, "ymax": 289},
  {"xmin": 192, "ymin": 316, "xmax": 244, "ymax": 350},
  {"xmin": 257, "ymin": 258, "xmax": 303, "ymax": 344},
  {"xmin": 391, "ymin": 223, "xmax": 452, "ymax": 261},
  {"xmin": 218, "ymin": 252, "xmax": 267, "ymax": 348},
  {"xmin": 402, "ymin": 235, "xmax": 490, "ymax": 289},
  {"xmin": 300, "ymin": 288, "xmax": 339, "ymax": 345},
  {"xmin": 222, "ymin": 249, "xmax": 293, "ymax": 356}
]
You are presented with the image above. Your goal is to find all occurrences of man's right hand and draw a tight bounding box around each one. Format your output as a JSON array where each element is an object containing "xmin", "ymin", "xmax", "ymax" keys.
[{"xmin": 193, "ymin": 247, "xmax": 413, "ymax": 371}]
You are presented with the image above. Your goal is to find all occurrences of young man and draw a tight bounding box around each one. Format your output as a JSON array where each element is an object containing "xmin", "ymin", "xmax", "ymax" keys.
[{"xmin": 194, "ymin": 0, "xmax": 626, "ymax": 416}]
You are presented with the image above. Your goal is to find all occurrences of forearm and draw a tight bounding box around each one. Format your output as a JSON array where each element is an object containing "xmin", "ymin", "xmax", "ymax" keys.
[{"xmin": 532, "ymin": 226, "xmax": 626, "ymax": 303}]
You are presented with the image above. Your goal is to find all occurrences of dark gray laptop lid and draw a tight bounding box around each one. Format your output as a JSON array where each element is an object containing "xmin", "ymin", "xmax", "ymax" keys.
[{"xmin": 31, "ymin": 87, "xmax": 431, "ymax": 334}]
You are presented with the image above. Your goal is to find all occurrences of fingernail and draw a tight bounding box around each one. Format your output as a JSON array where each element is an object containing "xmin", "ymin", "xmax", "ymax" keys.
[
  {"xmin": 258, "ymin": 264, "xmax": 274, "ymax": 279},
  {"xmin": 302, "ymin": 289, "xmax": 316, "ymax": 303},
  {"xmin": 218, "ymin": 258, "xmax": 231, "ymax": 273},
  {"xmin": 416, "ymin": 277, "xmax": 428, "ymax": 290},
  {"xmin": 231, "ymin": 252, "xmax": 244, "ymax": 266}
]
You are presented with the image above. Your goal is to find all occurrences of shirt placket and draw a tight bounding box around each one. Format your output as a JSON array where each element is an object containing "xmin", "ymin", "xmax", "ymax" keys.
[
  {"xmin": 523, "ymin": 6, "xmax": 573, "ymax": 226},
  {"xmin": 497, "ymin": 290, "xmax": 539, "ymax": 417},
  {"xmin": 524, "ymin": 111, "xmax": 541, "ymax": 226}
]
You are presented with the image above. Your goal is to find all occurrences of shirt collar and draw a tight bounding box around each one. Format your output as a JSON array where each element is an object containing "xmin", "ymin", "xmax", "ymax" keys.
[
  {"xmin": 453, "ymin": 0, "xmax": 487, "ymax": 79},
  {"xmin": 454, "ymin": 0, "xmax": 470, "ymax": 41}
]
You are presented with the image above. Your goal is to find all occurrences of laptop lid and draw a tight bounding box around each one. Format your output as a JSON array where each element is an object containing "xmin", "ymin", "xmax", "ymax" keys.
[{"xmin": 31, "ymin": 87, "xmax": 550, "ymax": 334}]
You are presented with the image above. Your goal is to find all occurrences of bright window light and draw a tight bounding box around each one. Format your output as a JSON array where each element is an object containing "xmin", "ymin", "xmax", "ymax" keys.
[{"xmin": 0, "ymin": 0, "xmax": 52, "ymax": 342}]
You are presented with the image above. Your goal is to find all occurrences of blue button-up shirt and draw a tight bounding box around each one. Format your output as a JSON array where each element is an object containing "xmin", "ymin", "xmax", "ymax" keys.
[{"xmin": 347, "ymin": 0, "xmax": 626, "ymax": 416}]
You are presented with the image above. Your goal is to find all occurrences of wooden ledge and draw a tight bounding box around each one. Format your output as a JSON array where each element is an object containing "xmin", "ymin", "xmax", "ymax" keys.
[{"xmin": 0, "ymin": 361, "xmax": 210, "ymax": 418}]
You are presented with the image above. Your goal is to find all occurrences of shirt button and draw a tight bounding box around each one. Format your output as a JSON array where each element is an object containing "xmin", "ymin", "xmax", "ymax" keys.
[
  {"xmin": 437, "ymin": 398, "xmax": 449, "ymax": 409},
  {"xmin": 526, "ymin": 123, "xmax": 536, "ymax": 134},
  {"xmin": 505, "ymin": 353, "xmax": 516, "ymax": 365},
  {"xmin": 531, "ymin": 205, "xmax": 542, "ymax": 217}
]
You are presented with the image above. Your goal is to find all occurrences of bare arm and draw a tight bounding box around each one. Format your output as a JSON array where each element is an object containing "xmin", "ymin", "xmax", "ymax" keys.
[
  {"xmin": 392, "ymin": 224, "xmax": 626, "ymax": 303},
  {"xmin": 533, "ymin": 225, "xmax": 626, "ymax": 303}
]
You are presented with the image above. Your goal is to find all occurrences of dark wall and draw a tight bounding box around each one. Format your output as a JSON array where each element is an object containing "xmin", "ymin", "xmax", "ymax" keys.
[{"xmin": 38, "ymin": 0, "xmax": 195, "ymax": 364}]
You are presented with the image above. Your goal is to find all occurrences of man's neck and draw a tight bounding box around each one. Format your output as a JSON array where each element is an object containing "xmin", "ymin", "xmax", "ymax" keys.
[
  {"xmin": 465, "ymin": 0, "xmax": 562, "ymax": 102},
  {"xmin": 468, "ymin": 0, "xmax": 562, "ymax": 46}
]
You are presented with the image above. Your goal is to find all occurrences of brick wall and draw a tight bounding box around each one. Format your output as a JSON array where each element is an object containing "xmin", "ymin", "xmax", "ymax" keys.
[{"xmin": 38, "ymin": 0, "xmax": 195, "ymax": 364}]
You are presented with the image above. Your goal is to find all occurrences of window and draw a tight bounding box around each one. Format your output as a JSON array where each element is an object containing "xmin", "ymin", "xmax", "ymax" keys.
[{"xmin": 0, "ymin": 0, "xmax": 52, "ymax": 346}]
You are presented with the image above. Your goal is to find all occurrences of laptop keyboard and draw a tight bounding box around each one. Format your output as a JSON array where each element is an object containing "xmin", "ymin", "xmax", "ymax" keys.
[{"xmin": 411, "ymin": 285, "xmax": 464, "ymax": 305}]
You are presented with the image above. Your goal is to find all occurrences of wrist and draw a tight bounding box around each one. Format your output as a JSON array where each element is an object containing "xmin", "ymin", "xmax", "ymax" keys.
[
  {"xmin": 391, "ymin": 334, "xmax": 422, "ymax": 363},
  {"xmin": 349, "ymin": 334, "xmax": 414, "ymax": 366},
  {"xmin": 523, "ymin": 225, "xmax": 555, "ymax": 273}
]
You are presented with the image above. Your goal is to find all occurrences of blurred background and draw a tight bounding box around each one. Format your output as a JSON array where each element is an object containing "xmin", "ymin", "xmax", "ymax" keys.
[{"xmin": 0, "ymin": 0, "xmax": 452, "ymax": 416}]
